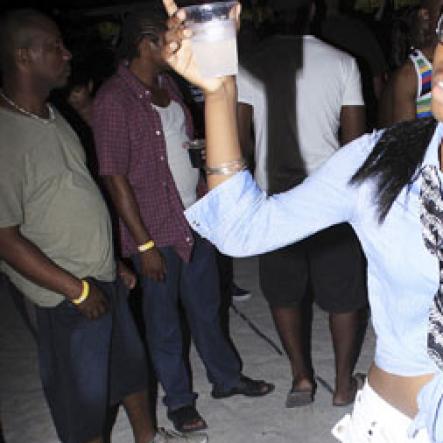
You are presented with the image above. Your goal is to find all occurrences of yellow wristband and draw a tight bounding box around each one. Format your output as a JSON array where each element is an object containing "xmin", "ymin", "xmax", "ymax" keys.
[
  {"xmin": 138, "ymin": 240, "xmax": 155, "ymax": 253},
  {"xmin": 72, "ymin": 280, "xmax": 90, "ymax": 305}
]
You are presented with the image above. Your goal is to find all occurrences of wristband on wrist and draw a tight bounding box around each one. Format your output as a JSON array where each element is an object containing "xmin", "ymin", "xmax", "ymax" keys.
[
  {"xmin": 138, "ymin": 240, "xmax": 155, "ymax": 253},
  {"xmin": 72, "ymin": 280, "xmax": 90, "ymax": 305}
]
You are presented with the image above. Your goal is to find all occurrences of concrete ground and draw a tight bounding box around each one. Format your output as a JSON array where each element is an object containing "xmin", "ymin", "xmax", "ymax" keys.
[{"xmin": 0, "ymin": 257, "xmax": 375, "ymax": 443}]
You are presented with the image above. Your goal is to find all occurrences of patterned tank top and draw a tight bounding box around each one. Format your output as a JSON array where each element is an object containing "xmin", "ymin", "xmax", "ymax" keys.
[{"xmin": 409, "ymin": 49, "xmax": 433, "ymax": 118}]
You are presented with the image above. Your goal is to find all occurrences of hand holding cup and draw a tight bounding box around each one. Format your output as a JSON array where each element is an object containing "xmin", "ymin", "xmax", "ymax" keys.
[{"xmin": 161, "ymin": 0, "xmax": 241, "ymax": 94}]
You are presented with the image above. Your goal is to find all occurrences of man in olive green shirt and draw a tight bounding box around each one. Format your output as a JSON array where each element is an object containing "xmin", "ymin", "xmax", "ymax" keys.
[
  {"xmin": 0, "ymin": 9, "xmax": 207, "ymax": 443},
  {"xmin": 0, "ymin": 100, "xmax": 116, "ymax": 308}
]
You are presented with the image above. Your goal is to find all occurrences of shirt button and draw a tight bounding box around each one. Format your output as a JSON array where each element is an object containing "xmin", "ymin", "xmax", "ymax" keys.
[
  {"xmin": 145, "ymin": 90, "xmax": 150, "ymax": 95},
  {"xmin": 160, "ymin": 155, "xmax": 165, "ymax": 161},
  {"xmin": 156, "ymin": 130, "xmax": 161, "ymax": 136},
  {"xmin": 139, "ymin": 94, "xmax": 143, "ymax": 99},
  {"xmin": 186, "ymin": 237, "xmax": 191, "ymax": 243}
]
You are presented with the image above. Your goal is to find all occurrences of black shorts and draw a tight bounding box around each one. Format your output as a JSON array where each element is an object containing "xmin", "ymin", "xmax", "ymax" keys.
[
  {"xmin": 35, "ymin": 278, "xmax": 148, "ymax": 443},
  {"xmin": 259, "ymin": 223, "xmax": 368, "ymax": 313}
]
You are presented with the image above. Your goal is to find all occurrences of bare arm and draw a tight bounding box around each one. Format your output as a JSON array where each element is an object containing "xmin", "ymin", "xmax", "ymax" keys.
[
  {"xmin": 340, "ymin": 105, "xmax": 366, "ymax": 145},
  {"xmin": 205, "ymin": 81, "xmax": 243, "ymax": 189},
  {"xmin": 391, "ymin": 63, "xmax": 417, "ymax": 123},
  {"xmin": 372, "ymin": 73, "xmax": 386, "ymax": 102},
  {"xmin": 103, "ymin": 175, "xmax": 166, "ymax": 280},
  {"xmin": 162, "ymin": 0, "xmax": 246, "ymax": 190},
  {"xmin": 103, "ymin": 175, "xmax": 152, "ymax": 246},
  {"xmin": 0, "ymin": 226, "xmax": 82, "ymax": 298},
  {"xmin": 0, "ymin": 226, "xmax": 108, "ymax": 318},
  {"xmin": 378, "ymin": 63, "xmax": 417, "ymax": 127},
  {"xmin": 377, "ymin": 79, "xmax": 394, "ymax": 128}
]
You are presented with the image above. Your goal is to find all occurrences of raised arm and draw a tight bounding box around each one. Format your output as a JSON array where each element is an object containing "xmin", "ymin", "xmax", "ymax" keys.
[
  {"xmin": 162, "ymin": 0, "xmax": 243, "ymax": 190},
  {"xmin": 161, "ymin": 0, "xmax": 376, "ymax": 258}
]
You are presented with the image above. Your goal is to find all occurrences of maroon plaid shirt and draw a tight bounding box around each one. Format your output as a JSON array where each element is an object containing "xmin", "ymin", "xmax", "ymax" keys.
[{"xmin": 93, "ymin": 64, "xmax": 196, "ymax": 261}]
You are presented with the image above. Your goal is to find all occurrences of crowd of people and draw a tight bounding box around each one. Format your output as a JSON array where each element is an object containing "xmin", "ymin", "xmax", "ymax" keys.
[{"xmin": 1, "ymin": 0, "xmax": 443, "ymax": 442}]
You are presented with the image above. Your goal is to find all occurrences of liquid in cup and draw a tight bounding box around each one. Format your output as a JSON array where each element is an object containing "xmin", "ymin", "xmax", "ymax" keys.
[{"xmin": 184, "ymin": 1, "xmax": 238, "ymax": 78}]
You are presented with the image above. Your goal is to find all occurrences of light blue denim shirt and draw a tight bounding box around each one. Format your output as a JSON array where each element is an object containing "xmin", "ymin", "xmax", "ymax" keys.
[{"xmin": 185, "ymin": 123, "xmax": 443, "ymax": 441}]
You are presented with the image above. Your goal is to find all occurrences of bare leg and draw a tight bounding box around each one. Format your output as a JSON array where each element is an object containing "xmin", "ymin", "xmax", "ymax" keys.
[
  {"xmin": 330, "ymin": 308, "xmax": 368, "ymax": 405},
  {"xmin": 123, "ymin": 390, "xmax": 156, "ymax": 443},
  {"xmin": 271, "ymin": 303, "xmax": 314, "ymax": 391}
]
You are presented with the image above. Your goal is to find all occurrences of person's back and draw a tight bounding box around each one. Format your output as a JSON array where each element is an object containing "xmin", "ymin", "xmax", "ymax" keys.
[
  {"xmin": 236, "ymin": 0, "xmax": 367, "ymax": 409},
  {"xmin": 239, "ymin": 34, "xmax": 364, "ymax": 194}
]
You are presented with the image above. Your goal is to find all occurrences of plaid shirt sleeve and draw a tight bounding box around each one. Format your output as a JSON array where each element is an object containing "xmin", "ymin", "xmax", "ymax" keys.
[{"xmin": 92, "ymin": 91, "xmax": 130, "ymax": 176}]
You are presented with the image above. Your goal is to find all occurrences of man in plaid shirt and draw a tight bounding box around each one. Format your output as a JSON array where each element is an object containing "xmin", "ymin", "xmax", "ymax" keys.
[{"xmin": 93, "ymin": 8, "xmax": 274, "ymax": 435}]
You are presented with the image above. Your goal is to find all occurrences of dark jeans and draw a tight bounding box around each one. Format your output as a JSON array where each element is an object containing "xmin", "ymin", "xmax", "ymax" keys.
[
  {"xmin": 132, "ymin": 234, "xmax": 241, "ymax": 412},
  {"xmin": 36, "ymin": 278, "xmax": 148, "ymax": 443}
]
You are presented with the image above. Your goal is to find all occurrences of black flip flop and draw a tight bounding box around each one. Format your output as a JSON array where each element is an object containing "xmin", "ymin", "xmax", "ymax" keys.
[
  {"xmin": 286, "ymin": 382, "xmax": 317, "ymax": 408},
  {"xmin": 167, "ymin": 405, "xmax": 208, "ymax": 433},
  {"xmin": 211, "ymin": 375, "xmax": 275, "ymax": 399}
]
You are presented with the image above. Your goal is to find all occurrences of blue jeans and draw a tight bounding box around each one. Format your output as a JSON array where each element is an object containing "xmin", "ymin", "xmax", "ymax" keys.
[
  {"xmin": 36, "ymin": 278, "xmax": 148, "ymax": 443},
  {"xmin": 132, "ymin": 235, "xmax": 241, "ymax": 411}
]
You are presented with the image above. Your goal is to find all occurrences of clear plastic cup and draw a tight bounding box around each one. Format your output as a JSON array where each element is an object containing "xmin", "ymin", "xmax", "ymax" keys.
[{"xmin": 184, "ymin": 1, "xmax": 238, "ymax": 78}]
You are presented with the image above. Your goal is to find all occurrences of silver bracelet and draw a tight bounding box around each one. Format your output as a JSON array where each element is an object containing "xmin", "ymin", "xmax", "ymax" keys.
[{"xmin": 205, "ymin": 159, "xmax": 247, "ymax": 176}]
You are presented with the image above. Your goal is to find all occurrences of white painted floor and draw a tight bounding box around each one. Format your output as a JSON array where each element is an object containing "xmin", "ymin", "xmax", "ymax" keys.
[{"xmin": 0, "ymin": 257, "xmax": 375, "ymax": 443}]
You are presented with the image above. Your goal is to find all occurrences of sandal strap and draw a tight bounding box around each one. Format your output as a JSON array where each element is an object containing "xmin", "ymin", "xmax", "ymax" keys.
[{"xmin": 167, "ymin": 406, "xmax": 206, "ymax": 431}]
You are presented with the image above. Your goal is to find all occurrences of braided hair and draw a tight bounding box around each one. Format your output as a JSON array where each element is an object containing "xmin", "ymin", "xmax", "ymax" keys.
[
  {"xmin": 351, "ymin": 117, "xmax": 438, "ymax": 222},
  {"xmin": 116, "ymin": 6, "xmax": 167, "ymax": 62}
]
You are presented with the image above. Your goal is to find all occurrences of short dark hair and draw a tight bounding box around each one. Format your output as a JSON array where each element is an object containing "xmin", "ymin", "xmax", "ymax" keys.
[
  {"xmin": 116, "ymin": 6, "xmax": 167, "ymax": 62},
  {"xmin": 0, "ymin": 8, "xmax": 49, "ymax": 74}
]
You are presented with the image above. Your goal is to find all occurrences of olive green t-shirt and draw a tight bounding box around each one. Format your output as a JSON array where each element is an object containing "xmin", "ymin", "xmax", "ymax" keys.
[{"xmin": 0, "ymin": 106, "xmax": 115, "ymax": 307}]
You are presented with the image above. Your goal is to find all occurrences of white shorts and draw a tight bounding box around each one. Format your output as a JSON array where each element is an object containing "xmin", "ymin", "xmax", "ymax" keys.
[{"xmin": 332, "ymin": 380, "xmax": 430, "ymax": 443}]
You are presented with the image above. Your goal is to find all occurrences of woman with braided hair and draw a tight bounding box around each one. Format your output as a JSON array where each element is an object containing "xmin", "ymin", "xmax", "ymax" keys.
[{"xmin": 161, "ymin": 0, "xmax": 443, "ymax": 441}]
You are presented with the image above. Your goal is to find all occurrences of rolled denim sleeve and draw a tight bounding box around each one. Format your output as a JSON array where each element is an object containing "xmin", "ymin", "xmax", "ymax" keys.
[{"xmin": 185, "ymin": 132, "xmax": 380, "ymax": 257}]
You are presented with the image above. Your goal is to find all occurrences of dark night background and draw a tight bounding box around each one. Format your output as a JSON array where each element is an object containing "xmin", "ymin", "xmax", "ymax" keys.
[
  {"xmin": 0, "ymin": 0, "xmax": 228, "ymax": 13},
  {"xmin": 0, "ymin": 0, "xmax": 155, "ymax": 12}
]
